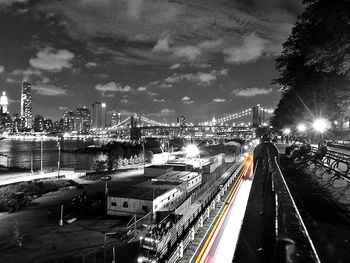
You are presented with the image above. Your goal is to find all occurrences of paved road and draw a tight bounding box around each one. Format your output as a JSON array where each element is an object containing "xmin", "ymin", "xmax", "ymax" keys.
[{"xmin": 0, "ymin": 170, "xmax": 80, "ymax": 186}]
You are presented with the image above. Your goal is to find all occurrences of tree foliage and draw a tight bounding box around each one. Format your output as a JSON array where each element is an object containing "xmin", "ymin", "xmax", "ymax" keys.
[{"xmin": 272, "ymin": 0, "xmax": 350, "ymax": 130}]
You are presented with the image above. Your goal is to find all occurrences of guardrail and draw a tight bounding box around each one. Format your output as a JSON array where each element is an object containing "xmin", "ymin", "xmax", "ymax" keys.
[{"xmin": 267, "ymin": 147, "xmax": 320, "ymax": 263}]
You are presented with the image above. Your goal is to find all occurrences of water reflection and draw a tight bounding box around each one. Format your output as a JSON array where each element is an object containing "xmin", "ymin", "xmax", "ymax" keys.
[{"xmin": 0, "ymin": 139, "xmax": 101, "ymax": 171}]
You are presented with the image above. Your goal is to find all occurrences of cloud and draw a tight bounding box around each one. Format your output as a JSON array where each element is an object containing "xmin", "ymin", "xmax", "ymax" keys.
[
  {"xmin": 232, "ymin": 87, "xmax": 273, "ymax": 97},
  {"xmin": 32, "ymin": 84, "xmax": 68, "ymax": 96},
  {"xmin": 169, "ymin": 63, "xmax": 181, "ymax": 70},
  {"xmin": 6, "ymin": 78, "xmax": 18, "ymax": 83},
  {"xmin": 173, "ymin": 46, "xmax": 202, "ymax": 61},
  {"xmin": 59, "ymin": 106, "xmax": 68, "ymax": 110},
  {"xmin": 158, "ymin": 83, "xmax": 172, "ymax": 89},
  {"xmin": 181, "ymin": 96, "xmax": 194, "ymax": 104},
  {"xmin": 85, "ymin": 62, "xmax": 97, "ymax": 68},
  {"xmin": 95, "ymin": 81, "xmax": 133, "ymax": 97},
  {"xmin": 11, "ymin": 67, "xmax": 42, "ymax": 81},
  {"xmin": 160, "ymin": 108, "xmax": 175, "ymax": 116},
  {"xmin": 29, "ymin": 47, "xmax": 75, "ymax": 72},
  {"xmin": 153, "ymin": 37, "xmax": 171, "ymax": 53},
  {"xmin": 224, "ymin": 33, "xmax": 268, "ymax": 64},
  {"xmin": 36, "ymin": 0, "xmax": 302, "ymax": 65},
  {"xmin": 212, "ymin": 98, "xmax": 226, "ymax": 103},
  {"xmin": 152, "ymin": 38, "xmax": 202, "ymax": 62},
  {"xmin": 137, "ymin": 86, "xmax": 147, "ymax": 91},
  {"xmin": 153, "ymin": 98, "xmax": 166, "ymax": 102},
  {"xmin": 165, "ymin": 68, "xmax": 227, "ymax": 86},
  {"xmin": 0, "ymin": 65, "xmax": 4, "ymax": 73},
  {"xmin": 0, "ymin": 0, "xmax": 28, "ymax": 6}
]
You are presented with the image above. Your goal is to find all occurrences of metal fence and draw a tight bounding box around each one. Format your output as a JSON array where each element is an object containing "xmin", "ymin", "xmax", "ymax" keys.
[{"xmin": 267, "ymin": 147, "xmax": 321, "ymax": 263}]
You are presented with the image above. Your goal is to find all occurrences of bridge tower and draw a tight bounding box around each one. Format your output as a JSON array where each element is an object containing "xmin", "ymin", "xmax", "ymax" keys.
[
  {"xmin": 130, "ymin": 115, "xmax": 141, "ymax": 140},
  {"xmin": 252, "ymin": 105, "xmax": 262, "ymax": 128}
]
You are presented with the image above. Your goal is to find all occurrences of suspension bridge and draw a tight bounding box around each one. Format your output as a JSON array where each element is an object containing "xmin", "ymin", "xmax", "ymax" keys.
[{"xmin": 91, "ymin": 105, "xmax": 273, "ymax": 139}]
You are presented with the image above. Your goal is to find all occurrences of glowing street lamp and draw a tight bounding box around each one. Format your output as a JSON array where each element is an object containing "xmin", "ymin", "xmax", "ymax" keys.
[
  {"xmin": 313, "ymin": 118, "xmax": 327, "ymax": 134},
  {"xmin": 185, "ymin": 144, "xmax": 200, "ymax": 158},
  {"xmin": 283, "ymin": 128, "xmax": 291, "ymax": 135},
  {"xmin": 297, "ymin": 123, "xmax": 306, "ymax": 132}
]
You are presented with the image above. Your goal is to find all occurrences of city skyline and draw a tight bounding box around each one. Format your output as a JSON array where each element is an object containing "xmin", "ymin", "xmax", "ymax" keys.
[{"xmin": 0, "ymin": 0, "xmax": 304, "ymax": 122}]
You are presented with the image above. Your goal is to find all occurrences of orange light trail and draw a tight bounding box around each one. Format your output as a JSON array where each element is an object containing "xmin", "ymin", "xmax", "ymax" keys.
[{"xmin": 195, "ymin": 154, "xmax": 253, "ymax": 263}]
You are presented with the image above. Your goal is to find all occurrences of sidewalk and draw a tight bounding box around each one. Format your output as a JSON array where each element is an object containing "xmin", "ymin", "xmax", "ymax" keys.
[
  {"xmin": 0, "ymin": 170, "xmax": 82, "ymax": 186},
  {"xmin": 280, "ymin": 156, "xmax": 350, "ymax": 263}
]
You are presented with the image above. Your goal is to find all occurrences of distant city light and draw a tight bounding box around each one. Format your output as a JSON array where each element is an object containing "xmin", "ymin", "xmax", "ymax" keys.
[{"xmin": 313, "ymin": 118, "xmax": 328, "ymax": 133}]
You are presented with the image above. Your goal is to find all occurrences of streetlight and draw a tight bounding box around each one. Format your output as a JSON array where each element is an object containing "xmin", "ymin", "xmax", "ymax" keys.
[
  {"xmin": 57, "ymin": 140, "xmax": 61, "ymax": 179},
  {"xmin": 283, "ymin": 128, "xmax": 291, "ymax": 144},
  {"xmin": 313, "ymin": 118, "xmax": 328, "ymax": 138},
  {"xmin": 184, "ymin": 144, "xmax": 200, "ymax": 158},
  {"xmin": 283, "ymin": 128, "xmax": 291, "ymax": 135},
  {"xmin": 297, "ymin": 124, "xmax": 306, "ymax": 132},
  {"xmin": 101, "ymin": 175, "xmax": 112, "ymax": 214},
  {"xmin": 313, "ymin": 118, "xmax": 327, "ymax": 133},
  {"xmin": 40, "ymin": 138, "xmax": 44, "ymax": 174}
]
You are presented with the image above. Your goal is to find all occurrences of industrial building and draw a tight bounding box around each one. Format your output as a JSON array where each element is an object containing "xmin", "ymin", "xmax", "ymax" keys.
[{"xmin": 107, "ymin": 153, "xmax": 224, "ymax": 217}]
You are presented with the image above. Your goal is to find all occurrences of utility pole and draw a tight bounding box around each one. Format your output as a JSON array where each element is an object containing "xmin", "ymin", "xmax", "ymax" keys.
[
  {"xmin": 40, "ymin": 139, "xmax": 43, "ymax": 173},
  {"xmin": 143, "ymin": 140, "xmax": 145, "ymax": 171},
  {"xmin": 30, "ymin": 152, "xmax": 33, "ymax": 173},
  {"xmin": 57, "ymin": 140, "xmax": 61, "ymax": 179},
  {"xmin": 59, "ymin": 204, "xmax": 64, "ymax": 226}
]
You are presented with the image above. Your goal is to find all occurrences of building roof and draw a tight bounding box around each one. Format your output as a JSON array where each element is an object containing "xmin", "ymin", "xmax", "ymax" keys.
[{"xmin": 109, "ymin": 186, "xmax": 169, "ymax": 201}]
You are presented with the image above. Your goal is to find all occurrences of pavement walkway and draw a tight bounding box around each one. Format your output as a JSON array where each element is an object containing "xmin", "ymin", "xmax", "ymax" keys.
[{"xmin": 280, "ymin": 155, "xmax": 350, "ymax": 263}]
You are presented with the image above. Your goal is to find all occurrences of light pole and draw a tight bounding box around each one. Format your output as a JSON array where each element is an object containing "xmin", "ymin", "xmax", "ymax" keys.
[
  {"xmin": 313, "ymin": 118, "xmax": 327, "ymax": 139},
  {"xmin": 59, "ymin": 204, "xmax": 64, "ymax": 226},
  {"xmin": 142, "ymin": 139, "xmax": 146, "ymax": 171},
  {"xmin": 101, "ymin": 175, "xmax": 111, "ymax": 214},
  {"xmin": 57, "ymin": 140, "xmax": 61, "ymax": 179},
  {"xmin": 297, "ymin": 123, "xmax": 307, "ymax": 139},
  {"xmin": 283, "ymin": 128, "xmax": 291, "ymax": 144},
  {"xmin": 30, "ymin": 152, "xmax": 33, "ymax": 173},
  {"xmin": 40, "ymin": 138, "xmax": 43, "ymax": 173}
]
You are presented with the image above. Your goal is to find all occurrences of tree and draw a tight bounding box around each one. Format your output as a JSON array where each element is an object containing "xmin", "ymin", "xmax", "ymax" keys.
[{"xmin": 272, "ymin": 0, "xmax": 350, "ymax": 129}]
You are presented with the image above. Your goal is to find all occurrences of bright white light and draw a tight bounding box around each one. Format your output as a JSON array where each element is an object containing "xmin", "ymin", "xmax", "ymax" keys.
[
  {"xmin": 283, "ymin": 128, "xmax": 291, "ymax": 135},
  {"xmin": 101, "ymin": 103, "xmax": 106, "ymax": 107},
  {"xmin": 185, "ymin": 144, "xmax": 200, "ymax": 158},
  {"xmin": 313, "ymin": 118, "xmax": 328, "ymax": 133},
  {"xmin": 297, "ymin": 124, "xmax": 306, "ymax": 132}
]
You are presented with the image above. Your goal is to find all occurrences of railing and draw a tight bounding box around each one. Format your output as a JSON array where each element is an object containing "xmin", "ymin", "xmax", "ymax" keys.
[
  {"xmin": 308, "ymin": 146, "xmax": 350, "ymax": 183},
  {"xmin": 267, "ymin": 147, "xmax": 320, "ymax": 263}
]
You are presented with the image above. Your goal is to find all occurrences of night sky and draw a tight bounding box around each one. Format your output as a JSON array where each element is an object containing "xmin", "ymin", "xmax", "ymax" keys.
[{"xmin": 0, "ymin": 0, "xmax": 304, "ymax": 123}]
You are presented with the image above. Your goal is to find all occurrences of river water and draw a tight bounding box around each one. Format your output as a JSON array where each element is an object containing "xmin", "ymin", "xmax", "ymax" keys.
[{"xmin": 0, "ymin": 139, "xmax": 104, "ymax": 171}]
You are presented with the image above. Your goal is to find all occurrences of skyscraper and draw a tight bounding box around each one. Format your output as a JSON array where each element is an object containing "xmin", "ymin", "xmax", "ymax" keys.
[
  {"xmin": 92, "ymin": 102, "xmax": 106, "ymax": 129},
  {"xmin": 0, "ymin": 91, "xmax": 9, "ymax": 114},
  {"xmin": 21, "ymin": 82, "xmax": 33, "ymax": 128},
  {"xmin": 111, "ymin": 112, "xmax": 121, "ymax": 127},
  {"xmin": 75, "ymin": 107, "xmax": 91, "ymax": 132},
  {"xmin": 62, "ymin": 111, "xmax": 75, "ymax": 132},
  {"xmin": 33, "ymin": 115, "xmax": 44, "ymax": 132}
]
